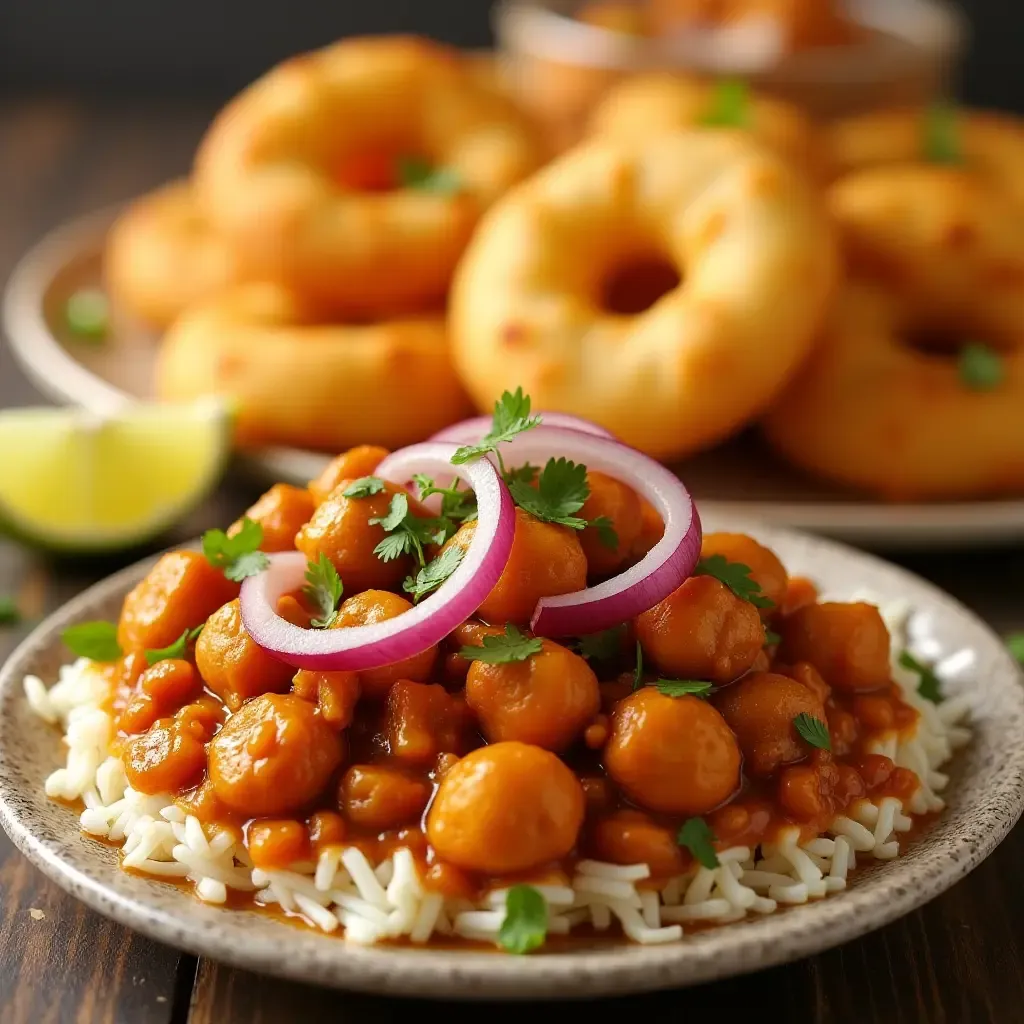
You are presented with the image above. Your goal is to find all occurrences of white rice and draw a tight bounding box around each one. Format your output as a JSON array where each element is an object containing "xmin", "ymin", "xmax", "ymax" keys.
[{"xmin": 29, "ymin": 596, "xmax": 970, "ymax": 948}]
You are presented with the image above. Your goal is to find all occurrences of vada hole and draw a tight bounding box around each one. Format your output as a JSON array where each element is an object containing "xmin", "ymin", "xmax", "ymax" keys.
[{"xmin": 599, "ymin": 256, "xmax": 681, "ymax": 316}]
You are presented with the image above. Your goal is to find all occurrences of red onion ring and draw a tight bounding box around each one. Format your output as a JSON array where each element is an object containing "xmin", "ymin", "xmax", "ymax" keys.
[
  {"xmin": 239, "ymin": 445, "xmax": 515, "ymax": 670},
  {"xmin": 430, "ymin": 411, "xmax": 615, "ymax": 445},
  {"xmin": 489, "ymin": 426, "xmax": 702, "ymax": 637}
]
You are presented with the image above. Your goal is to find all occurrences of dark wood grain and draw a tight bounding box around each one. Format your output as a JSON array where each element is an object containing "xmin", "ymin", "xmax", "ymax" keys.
[{"xmin": 1, "ymin": 93, "xmax": 1023, "ymax": 1024}]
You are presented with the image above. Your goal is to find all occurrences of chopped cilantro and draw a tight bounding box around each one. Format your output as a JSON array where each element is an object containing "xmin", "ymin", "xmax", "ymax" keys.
[
  {"xmin": 202, "ymin": 518, "xmax": 270, "ymax": 582},
  {"xmin": 504, "ymin": 463, "xmax": 539, "ymax": 487},
  {"xmin": 403, "ymin": 545, "xmax": 465, "ymax": 603},
  {"xmin": 922, "ymin": 101, "xmax": 961, "ymax": 164},
  {"xmin": 574, "ymin": 625, "xmax": 626, "ymax": 662},
  {"xmin": 451, "ymin": 388, "xmax": 541, "ymax": 471},
  {"xmin": 62, "ymin": 621, "xmax": 122, "ymax": 662},
  {"xmin": 0, "ymin": 596, "xmax": 20, "ymax": 625},
  {"xmin": 458, "ymin": 623, "xmax": 543, "ymax": 664},
  {"xmin": 632, "ymin": 640, "xmax": 644, "ymax": 692},
  {"xmin": 342, "ymin": 476, "xmax": 385, "ymax": 499},
  {"xmin": 413, "ymin": 475, "xmax": 478, "ymax": 530},
  {"xmin": 397, "ymin": 156, "xmax": 462, "ymax": 194},
  {"xmin": 590, "ymin": 515, "xmax": 619, "ymax": 551},
  {"xmin": 368, "ymin": 493, "xmax": 447, "ymax": 567},
  {"xmin": 655, "ymin": 679, "xmax": 713, "ymax": 698},
  {"xmin": 145, "ymin": 624, "xmax": 204, "ymax": 666},
  {"xmin": 696, "ymin": 554, "xmax": 774, "ymax": 609},
  {"xmin": 677, "ymin": 817, "xmax": 720, "ymax": 869},
  {"xmin": 303, "ymin": 553, "xmax": 344, "ymax": 628},
  {"xmin": 899, "ymin": 650, "xmax": 943, "ymax": 704},
  {"xmin": 65, "ymin": 288, "xmax": 109, "ymax": 340},
  {"xmin": 699, "ymin": 79, "xmax": 749, "ymax": 128},
  {"xmin": 508, "ymin": 457, "xmax": 589, "ymax": 531},
  {"xmin": 497, "ymin": 884, "xmax": 547, "ymax": 955},
  {"xmin": 958, "ymin": 343, "xmax": 1004, "ymax": 392},
  {"xmin": 793, "ymin": 712, "xmax": 831, "ymax": 751}
]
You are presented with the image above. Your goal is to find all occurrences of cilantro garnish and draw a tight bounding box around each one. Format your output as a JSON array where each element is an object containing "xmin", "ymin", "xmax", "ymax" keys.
[
  {"xmin": 655, "ymin": 679, "xmax": 713, "ymax": 698},
  {"xmin": 677, "ymin": 817, "xmax": 720, "ymax": 869},
  {"xmin": 497, "ymin": 884, "xmax": 547, "ymax": 955},
  {"xmin": 793, "ymin": 712, "xmax": 831, "ymax": 751},
  {"xmin": 1009, "ymin": 632, "xmax": 1024, "ymax": 666},
  {"xmin": 764, "ymin": 629, "xmax": 781, "ymax": 647},
  {"xmin": 451, "ymin": 388, "xmax": 541, "ymax": 472},
  {"xmin": 342, "ymin": 477, "xmax": 385, "ymax": 499},
  {"xmin": 62, "ymin": 621, "xmax": 122, "ymax": 662},
  {"xmin": 202, "ymin": 518, "xmax": 270, "ymax": 582},
  {"xmin": 369, "ymin": 493, "xmax": 447, "ymax": 567},
  {"xmin": 590, "ymin": 515, "xmax": 619, "ymax": 551},
  {"xmin": 403, "ymin": 545, "xmax": 465, "ymax": 603},
  {"xmin": 696, "ymin": 554, "xmax": 774, "ymax": 609},
  {"xmin": 508, "ymin": 457, "xmax": 590, "ymax": 530},
  {"xmin": 632, "ymin": 640, "xmax": 644, "ymax": 691},
  {"xmin": 397, "ymin": 156, "xmax": 462, "ymax": 195},
  {"xmin": 699, "ymin": 79, "xmax": 749, "ymax": 128},
  {"xmin": 65, "ymin": 288, "xmax": 109, "ymax": 341},
  {"xmin": 504, "ymin": 463, "xmax": 539, "ymax": 487},
  {"xmin": 923, "ymin": 101, "xmax": 961, "ymax": 164},
  {"xmin": 958, "ymin": 343, "xmax": 1004, "ymax": 392},
  {"xmin": 574, "ymin": 625, "xmax": 626, "ymax": 662},
  {"xmin": 458, "ymin": 623, "xmax": 543, "ymax": 664},
  {"xmin": 413, "ymin": 475, "xmax": 478, "ymax": 529},
  {"xmin": 303, "ymin": 553, "xmax": 344, "ymax": 628},
  {"xmin": 145, "ymin": 624, "xmax": 204, "ymax": 666},
  {"xmin": 0, "ymin": 596, "xmax": 20, "ymax": 625},
  {"xmin": 898, "ymin": 650, "xmax": 943, "ymax": 704}
]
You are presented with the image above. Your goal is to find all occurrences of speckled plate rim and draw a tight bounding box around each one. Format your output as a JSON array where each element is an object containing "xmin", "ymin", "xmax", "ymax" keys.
[
  {"xmin": 1, "ymin": 518, "xmax": 1023, "ymax": 1000},
  {"xmin": 7, "ymin": 207, "xmax": 1024, "ymax": 551}
]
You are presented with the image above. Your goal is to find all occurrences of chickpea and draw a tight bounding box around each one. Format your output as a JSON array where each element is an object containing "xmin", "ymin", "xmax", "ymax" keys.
[
  {"xmin": 443, "ymin": 507, "xmax": 587, "ymax": 625},
  {"xmin": 589, "ymin": 809, "xmax": 686, "ymax": 879},
  {"xmin": 292, "ymin": 669, "xmax": 361, "ymax": 728},
  {"xmin": 334, "ymin": 591, "xmax": 438, "ymax": 699},
  {"xmin": 773, "ymin": 661, "xmax": 831, "ymax": 703},
  {"xmin": 714, "ymin": 672, "xmax": 827, "ymax": 778},
  {"xmin": 465, "ymin": 640, "xmax": 600, "ymax": 751},
  {"xmin": 634, "ymin": 575, "xmax": 765, "ymax": 684},
  {"xmin": 295, "ymin": 480, "xmax": 421, "ymax": 594},
  {"xmin": 700, "ymin": 533, "xmax": 788, "ymax": 615},
  {"xmin": 426, "ymin": 742, "xmax": 585, "ymax": 874},
  {"xmin": 208, "ymin": 694, "xmax": 343, "ymax": 816},
  {"xmin": 777, "ymin": 755, "xmax": 841, "ymax": 824},
  {"xmin": 120, "ymin": 659, "xmax": 201, "ymax": 733},
  {"xmin": 117, "ymin": 550, "xmax": 238, "ymax": 652},
  {"xmin": 579, "ymin": 472, "xmax": 642, "ymax": 577},
  {"xmin": 604, "ymin": 689, "xmax": 740, "ymax": 815},
  {"xmin": 339, "ymin": 764, "xmax": 432, "ymax": 831},
  {"xmin": 123, "ymin": 720, "xmax": 207, "ymax": 795},
  {"xmin": 195, "ymin": 599, "xmax": 294, "ymax": 711},
  {"xmin": 383, "ymin": 680, "xmax": 473, "ymax": 765},
  {"xmin": 779, "ymin": 602, "xmax": 891, "ymax": 693},
  {"xmin": 247, "ymin": 819, "xmax": 310, "ymax": 869},
  {"xmin": 308, "ymin": 810, "xmax": 347, "ymax": 851},
  {"xmin": 230, "ymin": 484, "xmax": 315, "ymax": 553},
  {"xmin": 308, "ymin": 445, "xmax": 390, "ymax": 506}
]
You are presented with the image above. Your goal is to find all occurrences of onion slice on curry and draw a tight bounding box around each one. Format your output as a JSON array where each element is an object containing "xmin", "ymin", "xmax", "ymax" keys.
[{"xmin": 239, "ymin": 444, "xmax": 514, "ymax": 670}]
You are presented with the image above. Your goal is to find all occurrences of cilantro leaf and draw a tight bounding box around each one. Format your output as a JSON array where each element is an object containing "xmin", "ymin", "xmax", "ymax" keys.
[
  {"xmin": 677, "ymin": 817, "xmax": 720, "ymax": 869},
  {"xmin": 369, "ymin": 492, "xmax": 410, "ymax": 533},
  {"xmin": 414, "ymin": 476, "xmax": 478, "ymax": 528},
  {"xmin": 574, "ymin": 625, "xmax": 626, "ymax": 662},
  {"xmin": 764, "ymin": 629, "xmax": 781, "ymax": 647},
  {"xmin": 202, "ymin": 517, "xmax": 270, "ymax": 582},
  {"xmin": 303, "ymin": 553, "xmax": 344, "ymax": 628},
  {"xmin": 632, "ymin": 640, "xmax": 644, "ymax": 691},
  {"xmin": 342, "ymin": 476, "xmax": 385, "ymax": 499},
  {"xmin": 590, "ymin": 515, "xmax": 619, "ymax": 551},
  {"xmin": 1008, "ymin": 632, "xmax": 1024, "ymax": 666},
  {"xmin": 458, "ymin": 623, "xmax": 542, "ymax": 664},
  {"xmin": 793, "ymin": 712, "xmax": 831, "ymax": 751},
  {"xmin": 699, "ymin": 79, "xmax": 749, "ymax": 128},
  {"xmin": 655, "ymin": 679, "xmax": 713, "ymax": 698},
  {"xmin": 958, "ymin": 342, "xmax": 1004, "ymax": 392},
  {"xmin": 373, "ymin": 531, "xmax": 418, "ymax": 563},
  {"xmin": 397, "ymin": 156, "xmax": 462, "ymax": 195},
  {"xmin": 899, "ymin": 650, "xmax": 943, "ymax": 704},
  {"xmin": 696, "ymin": 554, "xmax": 774, "ymax": 609},
  {"xmin": 923, "ymin": 101, "xmax": 961, "ymax": 164},
  {"xmin": 62, "ymin": 621, "xmax": 122, "ymax": 662},
  {"xmin": 403, "ymin": 545, "xmax": 465, "ymax": 603},
  {"xmin": 504, "ymin": 463, "xmax": 539, "ymax": 487},
  {"xmin": 369, "ymin": 492, "xmax": 449, "ymax": 566},
  {"xmin": 65, "ymin": 288, "xmax": 109, "ymax": 341},
  {"xmin": 145, "ymin": 624, "xmax": 204, "ymax": 666},
  {"xmin": 509, "ymin": 457, "xmax": 589, "ymax": 530},
  {"xmin": 498, "ymin": 884, "xmax": 547, "ymax": 955},
  {"xmin": 0, "ymin": 596, "xmax": 20, "ymax": 625},
  {"xmin": 451, "ymin": 388, "xmax": 541, "ymax": 466}
]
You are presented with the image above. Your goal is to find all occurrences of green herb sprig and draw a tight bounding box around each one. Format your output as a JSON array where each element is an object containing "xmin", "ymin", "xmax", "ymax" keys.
[
  {"xmin": 793, "ymin": 712, "xmax": 831, "ymax": 751},
  {"xmin": 303, "ymin": 553, "xmax": 344, "ymax": 628},
  {"xmin": 899, "ymin": 650, "xmax": 942, "ymax": 704},
  {"xmin": 403, "ymin": 545, "xmax": 465, "ymax": 603},
  {"xmin": 458, "ymin": 623, "xmax": 542, "ymax": 664},
  {"xmin": 498, "ymin": 884, "xmax": 547, "ymax": 954},
  {"xmin": 696, "ymin": 554, "xmax": 774, "ymax": 609},
  {"xmin": 677, "ymin": 817, "xmax": 720, "ymax": 869},
  {"xmin": 145, "ymin": 624, "xmax": 204, "ymax": 666},
  {"xmin": 202, "ymin": 518, "xmax": 270, "ymax": 582}
]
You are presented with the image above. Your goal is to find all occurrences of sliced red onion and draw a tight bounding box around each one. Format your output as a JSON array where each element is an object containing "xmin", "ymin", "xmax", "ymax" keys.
[
  {"xmin": 490, "ymin": 426, "xmax": 702, "ymax": 637},
  {"xmin": 430, "ymin": 411, "xmax": 615, "ymax": 445},
  {"xmin": 239, "ymin": 444, "xmax": 514, "ymax": 670}
]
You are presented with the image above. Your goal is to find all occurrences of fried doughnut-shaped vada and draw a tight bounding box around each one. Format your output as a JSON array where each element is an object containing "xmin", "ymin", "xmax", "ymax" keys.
[
  {"xmin": 590, "ymin": 73, "xmax": 819, "ymax": 174},
  {"xmin": 450, "ymin": 131, "xmax": 837, "ymax": 460},
  {"xmin": 104, "ymin": 180, "xmax": 245, "ymax": 329},
  {"xmin": 762, "ymin": 281, "xmax": 1024, "ymax": 500},
  {"xmin": 156, "ymin": 283, "xmax": 472, "ymax": 451},
  {"xmin": 825, "ymin": 107, "xmax": 1024, "ymax": 208},
  {"xmin": 194, "ymin": 36, "xmax": 545, "ymax": 314}
]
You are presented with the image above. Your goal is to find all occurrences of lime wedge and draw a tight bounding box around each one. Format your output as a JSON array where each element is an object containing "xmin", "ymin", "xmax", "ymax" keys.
[{"xmin": 0, "ymin": 400, "xmax": 230, "ymax": 553}]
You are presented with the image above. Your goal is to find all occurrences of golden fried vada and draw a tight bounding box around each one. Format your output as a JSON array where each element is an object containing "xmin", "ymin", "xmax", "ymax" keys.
[
  {"xmin": 156, "ymin": 283, "xmax": 472, "ymax": 451},
  {"xmin": 194, "ymin": 36, "xmax": 545, "ymax": 315},
  {"xmin": 104, "ymin": 180, "xmax": 245, "ymax": 329},
  {"xmin": 450, "ymin": 130, "xmax": 837, "ymax": 461},
  {"xmin": 590, "ymin": 73, "xmax": 820, "ymax": 174},
  {"xmin": 761, "ymin": 281, "xmax": 1024, "ymax": 500}
]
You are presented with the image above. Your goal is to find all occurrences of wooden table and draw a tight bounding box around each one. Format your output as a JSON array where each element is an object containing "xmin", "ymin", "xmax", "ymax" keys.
[{"xmin": 2, "ymin": 95, "xmax": 1024, "ymax": 1024}]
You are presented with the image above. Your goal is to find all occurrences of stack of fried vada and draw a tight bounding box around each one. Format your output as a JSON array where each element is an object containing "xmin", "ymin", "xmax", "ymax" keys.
[{"xmin": 105, "ymin": 37, "xmax": 545, "ymax": 451}]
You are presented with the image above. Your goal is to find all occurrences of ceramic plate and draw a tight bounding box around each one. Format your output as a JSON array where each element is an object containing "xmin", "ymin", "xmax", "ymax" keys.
[
  {"xmin": 7, "ymin": 208, "xmax": 1024, "ymax": 551},
  {"xmin": 1, "ymin": 518, "xmax": 1022, "ymax": 999}
]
